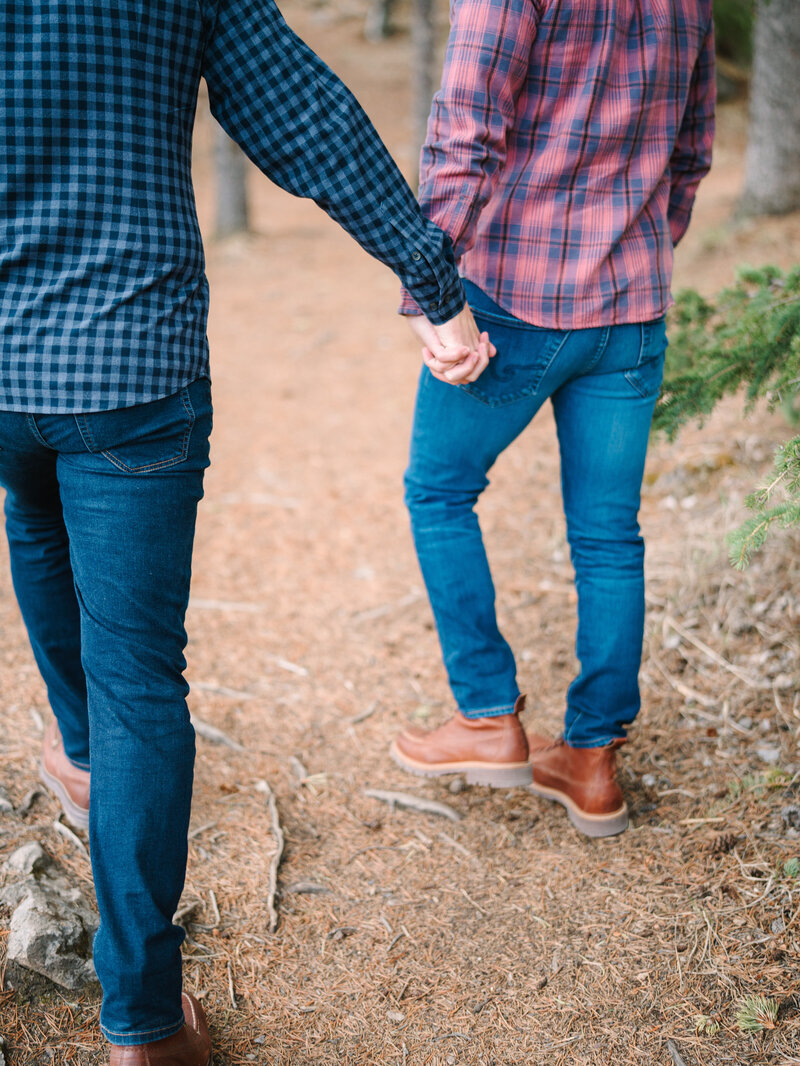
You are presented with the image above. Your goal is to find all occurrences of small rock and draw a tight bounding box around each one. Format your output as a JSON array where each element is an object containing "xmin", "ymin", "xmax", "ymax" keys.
[
  {"xmin": 771, "ymin": 917, "xmax": 785, "ymax": 935},
  {"xmin": 386, "ymin": 1010, "xmax": 405, "ymax": 1023},
  {"xmin": 0, "ymin": 787, "xmax": 13, "ymax": 814},
  {"xmin": 284, "ymin": 881, "xmax": 330, "ymax": 895},
  {"xmin": 756, "ymin": 744, "xmax": 781, "ymax": 766},
  {"xmin": 448, "ymin": 777, "xmax": 465, "ymax": 795},
  {"xmin": 773, "ymin": 673, "xmax": 795, "ymax": 690},
  {"xmin": 781, "ymin": 805, "xmax": 800, "ymax": 831},
  {"xmin": 737, "ymin": 716, "xmax": 753, "ymax": 731},
  {"xmin": 4, "ymin": 842, "xmax": 52, "ymax": 877},
  {"xmin": 0, "ymin": 843, "xmax": 98, "ymax": 992},
  {"xmin": 642, "ymin": 773, "xmax": 657, "ymax": 789}
]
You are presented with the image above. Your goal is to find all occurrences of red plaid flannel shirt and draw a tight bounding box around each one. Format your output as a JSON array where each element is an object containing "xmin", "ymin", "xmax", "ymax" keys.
[{"xmin": 401, "ymin": 0, "xmax": 716, "ymax": 327}]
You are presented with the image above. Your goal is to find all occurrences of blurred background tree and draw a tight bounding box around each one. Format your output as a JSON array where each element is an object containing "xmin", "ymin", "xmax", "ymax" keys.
[
  {"xmin": 740, "ymin": 0, "xmax": 800, "ymax": 216},
  {"xmin": 214, "ymin": 124, "xmax": 250, "ymax": 238}
]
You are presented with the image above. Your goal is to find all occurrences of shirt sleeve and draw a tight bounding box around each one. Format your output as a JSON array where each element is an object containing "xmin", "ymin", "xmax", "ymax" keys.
[
  {"xmin": 201, "ymin": 0, "xmax": 465, "ymax": 325},
  {"xmin": 667, "ymin": 17, "xmax": 716, "ymax": 247},
  {"xmin": 398, "ymin": 0, "xmax": 540, "ymax": 314}
]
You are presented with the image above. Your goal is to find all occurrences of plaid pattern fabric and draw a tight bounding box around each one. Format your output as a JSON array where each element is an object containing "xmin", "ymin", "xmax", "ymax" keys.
[
  {"xmin": 400, "ymin": 0, "xmax": 716, "ymax": 328},
  {"xmin": 0, "ymin": 0, "xmax": 464, "ymax": 413}
]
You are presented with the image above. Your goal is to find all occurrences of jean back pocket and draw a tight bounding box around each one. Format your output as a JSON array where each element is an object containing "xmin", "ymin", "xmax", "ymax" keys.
[{"xmin": 75, "ymin": 385, "xmax": 199, "ymax": 473}]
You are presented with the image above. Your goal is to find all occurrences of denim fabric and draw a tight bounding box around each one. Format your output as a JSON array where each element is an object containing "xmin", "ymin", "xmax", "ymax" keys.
[
  {"xmin": 405, "ymin": 280, "xmax": 667, "ymax": 746},
  {"xmin": 0, "ymin": 377, "xmax": 212, "ymax": 1044}
]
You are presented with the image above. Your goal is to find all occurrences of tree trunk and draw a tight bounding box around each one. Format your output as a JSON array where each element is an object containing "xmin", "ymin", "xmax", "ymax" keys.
[
  {"xmin": 411, "ymin": 0, "xmax": 436, "ymax": 185},
  {"xmin": 214, "ymin": 123, "xmax": 249, "ymax": 237},
  {"xmin": 740, "ymin": 0, "xmax": 800, "ymax": 216},
  {"xmin": 365, "ymin": 0, "xmax": 395, "ymax": 41}
]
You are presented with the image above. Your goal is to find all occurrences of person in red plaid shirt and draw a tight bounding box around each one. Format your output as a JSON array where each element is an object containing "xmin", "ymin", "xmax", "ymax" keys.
[{"xmin": 391, "ymin": 0, "xmax": 715, "ymax": 837}]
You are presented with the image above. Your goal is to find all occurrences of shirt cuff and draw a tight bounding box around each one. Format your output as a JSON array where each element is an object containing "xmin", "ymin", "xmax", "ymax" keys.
[{"xmin": 398, "ymin": 287, "xmax": 422, "ymax": 316}]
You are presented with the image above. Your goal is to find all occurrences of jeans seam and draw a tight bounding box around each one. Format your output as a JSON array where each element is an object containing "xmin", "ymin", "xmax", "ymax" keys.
[
  {"xmin": 101, "ymin": 1017, "xmax": 185, "ymax": 1039},
  {"xmin": 461, "ymin": 329, "xmax": 572, "ymax": 407},
  {"xmin": 25, "ymin": 414, "xmax": 51, "ymax": 449},
  {"xmin": 460, "ymin": 700, "xmax": 518, "ymax": 717},
  {"xmin": 75, "ymin": 413, "xmax": 97, "ymax": 453},
  {"xmin": 99, "ymin": 387, "xmax": 196, "ymax": 473}
]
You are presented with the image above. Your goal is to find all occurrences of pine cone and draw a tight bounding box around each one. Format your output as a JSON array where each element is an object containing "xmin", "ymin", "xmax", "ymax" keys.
[{"xmin": 707, "ymin": 831, "xmax": 737, "ymax": 854}]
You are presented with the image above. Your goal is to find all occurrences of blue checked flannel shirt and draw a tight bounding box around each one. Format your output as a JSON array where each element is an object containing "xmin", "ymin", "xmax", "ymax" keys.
[{"xmin": 0, "ymin": 0, "xmax": 465, "ymax": 413}]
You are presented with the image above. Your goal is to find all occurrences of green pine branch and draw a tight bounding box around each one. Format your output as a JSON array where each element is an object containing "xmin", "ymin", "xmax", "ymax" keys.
[{"xmin": 655, "ymin": 266, "xmax": 800, "ymax": 566}]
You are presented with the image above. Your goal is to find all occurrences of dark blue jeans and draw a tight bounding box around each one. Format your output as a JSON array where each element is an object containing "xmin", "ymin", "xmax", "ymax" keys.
[
  {"xmin": 405, "ymin": 281, "xmax": 667, "ymax": 746},
  {"xmin": 0, "ymin": 377, "xmax": 212, "ymax": 1045}
]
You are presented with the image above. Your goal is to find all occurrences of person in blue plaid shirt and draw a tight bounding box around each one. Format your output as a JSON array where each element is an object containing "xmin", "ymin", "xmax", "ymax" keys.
[{"xmin": 0, "ymin": 2, "xmax": 491, "ymax": 1062}]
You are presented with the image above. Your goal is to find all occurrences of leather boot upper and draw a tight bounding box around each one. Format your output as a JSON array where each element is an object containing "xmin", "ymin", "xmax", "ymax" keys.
[
  {"xmin": 42, "ymin": 719, "xmax": 90, "ymax": 813},
  {"xmin": 109, "ymin": 993, "xmax": 211, "ymax": 1066},
  {"xmin": 395, "ymin": 695, "xmax": 529, "ymax": 766},
  {"xmin": 529, "ymin": 734, "xmax": 625, "ymax": 814}
]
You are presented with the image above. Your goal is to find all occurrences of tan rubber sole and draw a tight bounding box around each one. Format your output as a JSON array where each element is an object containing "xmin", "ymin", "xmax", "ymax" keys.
[
  {"xmin": 390, "ymin": 740, "xmax": 533, "ymax": 787},
  {"xmin": 529, "ymin": 780, "xmax": 628, "ymax": 837},
  {"xmin": 39, "ymin": 760, "xmax": 90, "ymax": 831}
]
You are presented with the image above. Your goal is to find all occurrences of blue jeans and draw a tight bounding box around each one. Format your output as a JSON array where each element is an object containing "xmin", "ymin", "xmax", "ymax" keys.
[
  {"xmin": 405, "ymin": 280, "xmax": 667, "ymax": 746},
  {"xmin": 0, "ymin": 378, "xmax": 212, "ymax": 1045}
]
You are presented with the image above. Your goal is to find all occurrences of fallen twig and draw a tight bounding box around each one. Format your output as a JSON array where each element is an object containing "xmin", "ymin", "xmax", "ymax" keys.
[
  {"xmin": 664, "ymin": 616, "xmax": 762, "ymax": 688},
  {"xmin": 666, "ymin": 1039, "xmax": 689, "ymax": 1066},
  {"xmin": 208, "ymin": 888, "xmax": 221, "ymax": 927},
  {"xmin": 226, "ymin": 960, "xmax": 238, "ymax": 1009},
  {"xmin": 16, "ymin": 788, "xmax": 44, "ymax": 816},
  {"xmin": 256, "ymin": 779, "xmax": 285, "ymax": 932},
  {"xmin": 650, "ymin": 655, "xmax": 717, "ymax": 709},
  {"xmin": 265, "ymin": 654, "xmax": 308, "ymax": 677},
  {"xmin": 190, "ymin": 714, "xmax": 246, "ymax": 751},
  {"xmin": 438, "ymin": 831, "xmax": 475, "ymax": 860},
  {"xmin": 192, "ymin": 681, "xmax": 256, "ymax": 701},
  {"xmin": 284, "ymin": 881, "xmax": 331, "ymax": 895},
  {"xmin": 352, "ymin": 590, "xmax": 422, "ymax": 624},
  {"xmin": 289, "ymin": 755, "xmax": 309, "ymax": 781},
  {"xmin": 364, "ymin": 789, "xmax": 461, "ymax": 822},
  {"xmin": 349, "ymin": 700, "xmax": 380, "ymax": 725},
  {"xmin": 52, "ymin": 816, "xmax": 89, "ymax": 860}
]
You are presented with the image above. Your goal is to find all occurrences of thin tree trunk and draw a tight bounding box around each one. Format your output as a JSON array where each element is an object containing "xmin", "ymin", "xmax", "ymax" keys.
[
  {"xmin": 411, "ymin": 0, "xmax": 436, "ymax": 186},
  {"xmin": 740, "ymin": 0, "xmax": 800, "ymax": 216},
  {"xmin": 214, "ymin": 123, "xmax": 249, "ymax": 237},
  {"xmin": 365, "ymin": 0, "xmax": 395, "ymax": 41}
]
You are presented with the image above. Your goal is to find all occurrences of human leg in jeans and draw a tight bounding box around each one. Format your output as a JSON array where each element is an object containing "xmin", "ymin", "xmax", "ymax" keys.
[
  {"xmin": 0, "ymin": 378, "xmax": 213, "ymax": 1057},
  {"xmin": 527, "ymin": 321, "xmax": 667, "ymax": 836},
  {"xmin": 392, "ymin": 281, "xmax": 666, "ymax": 832},
  {"xmin": 392, "ymin": 281, "xmax": 609, "ymax": 787}
]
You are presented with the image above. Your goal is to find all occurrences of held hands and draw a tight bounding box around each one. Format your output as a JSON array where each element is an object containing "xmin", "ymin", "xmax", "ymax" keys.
[{"xmin": 408, "ymin": 304, "xmax": 495, "ymax": 385}]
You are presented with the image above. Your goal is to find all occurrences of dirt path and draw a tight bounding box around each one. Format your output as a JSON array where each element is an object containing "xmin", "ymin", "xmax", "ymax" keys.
[{"xmin": 1, "ymin": 3, "xmax": 799, "ymax": 1064}]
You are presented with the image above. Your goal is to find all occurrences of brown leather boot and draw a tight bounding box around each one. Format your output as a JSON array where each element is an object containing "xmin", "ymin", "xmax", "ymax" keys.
[
  {"xmin": 390, "ymin": 695, "xmax": 531, "ymax": 787},
  {"xmin": 39, "ymin": 719, "xmax": 90, "ymax": 830},
  {"xmin": 528, "ymin": 734, "xmax": 628, "ymax": 837},
  {"xmin": 109, "ymin": 992, "xmax": 212, "ymax": 1065}
]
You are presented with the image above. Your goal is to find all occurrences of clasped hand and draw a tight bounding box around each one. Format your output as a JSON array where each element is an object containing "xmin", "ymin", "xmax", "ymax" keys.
[{"xmin": 408, "ymin": 304, "xmax": 495, "ymax": 385}]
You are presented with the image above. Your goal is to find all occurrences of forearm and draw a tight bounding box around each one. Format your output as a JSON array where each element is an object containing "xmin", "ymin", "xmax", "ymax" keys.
[{"xmin": 202, "ymin": 0, "xmax": 464, "ymax": 323}]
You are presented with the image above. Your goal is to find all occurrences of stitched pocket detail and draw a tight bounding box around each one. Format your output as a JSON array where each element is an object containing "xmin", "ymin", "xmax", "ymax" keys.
[{"xmin": 77, "ymin": 388, "xmax": 196, "ymax": 474}]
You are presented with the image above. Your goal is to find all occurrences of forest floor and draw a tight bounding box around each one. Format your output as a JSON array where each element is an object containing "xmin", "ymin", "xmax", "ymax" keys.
[{"xmin": 1, "ymin": 2, "xmax": 800, "ymax": 1064}]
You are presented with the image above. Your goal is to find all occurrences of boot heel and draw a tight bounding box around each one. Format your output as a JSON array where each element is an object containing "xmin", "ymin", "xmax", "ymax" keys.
[{"xmin": 465, "ymin": 763, "xmax": 533, "ymax": 788}]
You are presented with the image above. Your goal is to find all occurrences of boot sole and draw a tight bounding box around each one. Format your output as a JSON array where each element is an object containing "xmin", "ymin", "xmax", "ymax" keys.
[
  {"xmin": 529, "ymin": 781, "xmax": 628, "ymax": 837},
  {"xmin": 390, "ymin": 741, "xmax": 533, "ymax": 787},
  {"xmin": 39, "ymin": 760, "xmax": 90, "ymax": 831}
]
